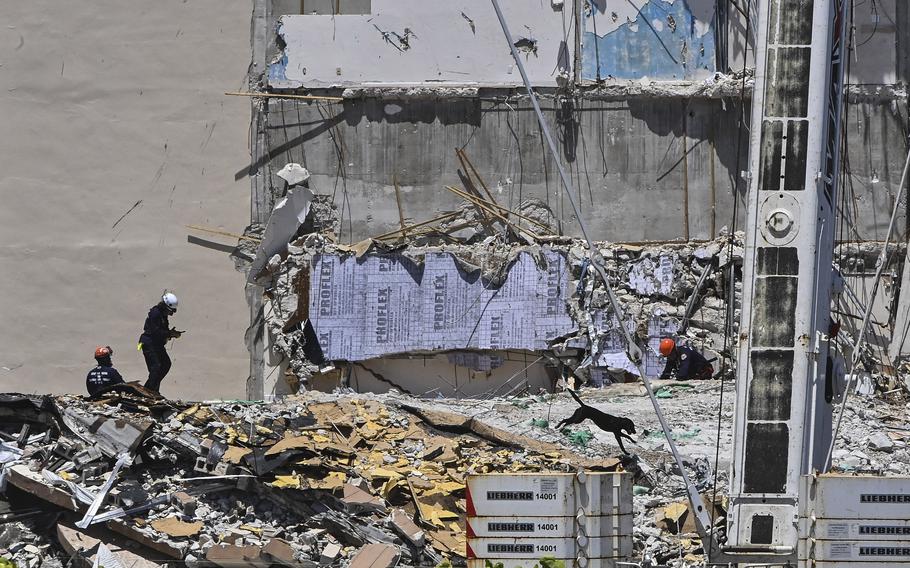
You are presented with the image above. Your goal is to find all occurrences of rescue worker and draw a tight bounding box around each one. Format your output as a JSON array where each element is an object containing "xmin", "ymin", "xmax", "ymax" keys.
[
  {"xmin": 139, "ymin": 292, "xmax": 183, "ymax": 393},
  {"xmin": 86, "ymin": 346, "xmax": 124, "ymax": 396},
  {"xmin": 658, "ymin": 338, "xmax": 714, "ymax": 381}
]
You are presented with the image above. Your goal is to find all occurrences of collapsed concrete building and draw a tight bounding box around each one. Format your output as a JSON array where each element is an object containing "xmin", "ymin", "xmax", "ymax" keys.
[{"xmin": 240, "ymin": 0, "xmax": 910, "ymax": 400}]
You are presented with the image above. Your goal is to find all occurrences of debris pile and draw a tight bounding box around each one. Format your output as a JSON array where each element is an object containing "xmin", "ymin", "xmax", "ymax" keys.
[
  {"xmin": 0, "ymin": 387, "xmax": 618, "ymax": 568},
  {"xmin": 412, "ymin": 380, "xmax": 910, "ymax": 566},
  {"xmin": 2, "ymin": 380, "xmax": 910, "ymax": 567}
]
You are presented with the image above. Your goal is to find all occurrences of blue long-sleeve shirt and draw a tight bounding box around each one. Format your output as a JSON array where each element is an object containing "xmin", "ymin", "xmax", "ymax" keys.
[
  {"xmin": 139, "ymin": 302, "xmax": 170, "ymax": 348},
  {"xmin": 86, "ymin": 365, "xmax": 124, "ymax": 396}
]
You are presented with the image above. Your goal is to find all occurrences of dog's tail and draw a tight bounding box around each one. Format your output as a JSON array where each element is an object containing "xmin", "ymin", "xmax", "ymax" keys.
[{"xmin": 567, "ymin": 388, "xmax": 584, "ymax": 407}]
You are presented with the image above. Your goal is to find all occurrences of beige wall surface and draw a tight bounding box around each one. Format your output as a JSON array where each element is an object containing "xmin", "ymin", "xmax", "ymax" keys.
[{"xmin": 0, "ymin": 1, "xmax": 252, "ymax": 400}]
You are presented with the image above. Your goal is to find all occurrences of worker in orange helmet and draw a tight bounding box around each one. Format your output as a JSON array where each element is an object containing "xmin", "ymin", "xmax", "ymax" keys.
[
  {"xmin": 85, "ymin": 346, "xmax": 125, "ymax": 396},
  {"xmin": 658, "ymin": 338, "xmax": 714, "ymax": 381}
]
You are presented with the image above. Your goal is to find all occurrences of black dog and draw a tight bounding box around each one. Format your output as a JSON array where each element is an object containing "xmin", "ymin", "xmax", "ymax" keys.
[{"xmin": 556, "ymin": 389, "xmax": 637, "ymax": 455}]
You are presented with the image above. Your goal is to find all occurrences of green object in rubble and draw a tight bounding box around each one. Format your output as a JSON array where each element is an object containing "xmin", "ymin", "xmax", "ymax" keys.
[
  {"xmin": 633, "ymin": 485, "xmax": 651, "ymax": 495},
  {"xmin": 674, "ymin": 428, "xmax": 701, "ymax": 440},
  {"xmin": 530, "ymin": 418, "xmax": 549, "ymax": 428},
  {"xmin": 0, "ymin": 558, "xmax": 17, "ymax": 568},
  {"xmin": 655, "ymin": 386, "xmax": 674, "ymax": 398},
  {"xmin": 562, "ymin": 428, "xmax": 594, "ymax": 447}
]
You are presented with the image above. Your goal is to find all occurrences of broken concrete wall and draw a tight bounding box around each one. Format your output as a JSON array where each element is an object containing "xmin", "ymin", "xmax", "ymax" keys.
[
  {"xmin": 261, "ymin": 95, "xmax": 750, "ymax": 243},
  {"xmin": 581, "ymin": 0, "xmax": 717, "ymax": 81},
  {"xmin": 840, "ymin": 94, "xmax": 910, "ymax": 242},
  {"xmin": 259, "ymin": 94, "xmax": 907, "ymax": 244},
  {"xmin": 269, "ymin": 0, "xmax": 746, "ymax": 86},
  {"xmin": 269, "ymin": 1, "xmax": 575, "ymax": 88}
]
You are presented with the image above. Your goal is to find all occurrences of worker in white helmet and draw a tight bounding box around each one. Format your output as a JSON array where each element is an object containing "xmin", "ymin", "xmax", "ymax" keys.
[{"xmin": 137, "ymin": 292, "xmax": 183, "ymax": 393}]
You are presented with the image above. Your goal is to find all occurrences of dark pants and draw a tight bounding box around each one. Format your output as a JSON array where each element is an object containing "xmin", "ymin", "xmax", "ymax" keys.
[
  {"xmin": 690, "ymin": 365, "xmax": 714, "ymax": 381},
  {"xmin": 143, "ymin": 346, "xmax": 171, "ymax": 392}
]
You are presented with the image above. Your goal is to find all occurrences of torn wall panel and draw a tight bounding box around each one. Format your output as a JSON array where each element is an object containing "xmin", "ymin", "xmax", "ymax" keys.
[
  {"xmin": 270, "ymin": 1, "xmax": 572, "ymax": 88},
  {"xmin": 309, "ymin": 251, "xmax": 576, "ymax": 360},
  {"xmin": 627, "ymin": 254, "xmax": 677, "ymax": 297},
  {"xmin": 591, "ymin": 313, "xmax": 680, "ymax": 377}
]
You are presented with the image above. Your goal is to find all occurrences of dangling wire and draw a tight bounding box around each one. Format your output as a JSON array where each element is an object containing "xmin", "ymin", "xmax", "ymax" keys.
[{"xmin": 708, "ymin": 0, "xmax": 752, "ymax": 554}]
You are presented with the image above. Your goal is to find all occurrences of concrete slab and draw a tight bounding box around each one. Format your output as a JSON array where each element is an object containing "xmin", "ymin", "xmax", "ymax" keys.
[{"xmin": 57, "ymin": 523, "xmax": 162, "ymax": 568}]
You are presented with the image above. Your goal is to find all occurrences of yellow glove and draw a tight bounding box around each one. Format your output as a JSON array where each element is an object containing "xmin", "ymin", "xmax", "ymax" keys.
[{"xmin": 137, "ymin": 342, "xmax": 143, "ymax": 351}]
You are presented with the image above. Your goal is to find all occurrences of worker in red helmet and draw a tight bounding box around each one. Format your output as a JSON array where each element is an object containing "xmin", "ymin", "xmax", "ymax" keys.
[
  {"xmin": 658, "ymin": 338, "xmax": 714, "ymax": 381},
  {"xmin": 85, "ymin": 346, "xmax": 125, "ymax": 396}
]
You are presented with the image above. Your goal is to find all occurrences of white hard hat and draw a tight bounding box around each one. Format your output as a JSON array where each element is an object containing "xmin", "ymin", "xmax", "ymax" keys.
[{"xmin": 162, "ymin": 292, "xmax": 179, "ymax": 310}]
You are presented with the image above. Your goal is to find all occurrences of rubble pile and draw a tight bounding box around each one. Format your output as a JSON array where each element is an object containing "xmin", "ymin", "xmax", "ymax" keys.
[
  {"xmin": 2, "ymin": 381, "xmax": 908, "ymax": 567},
  {"xmin": 0, "ymin": 387, "xmax": 616, "ymax": 568},
  {"xmin": 415, "ymin": 380, "xmax": 910, "ymax": 566}
]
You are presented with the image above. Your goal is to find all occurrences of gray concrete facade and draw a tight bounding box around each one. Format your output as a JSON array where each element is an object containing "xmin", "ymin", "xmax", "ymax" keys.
[{"xmin": 257, "ymin": 94, "xmax": 906, "ymax": 244}]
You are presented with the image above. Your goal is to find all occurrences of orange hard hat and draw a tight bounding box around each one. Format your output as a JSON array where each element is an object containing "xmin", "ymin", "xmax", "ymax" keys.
[
  {"xmin": 659, "ymin": 338, "xmax": 675, "ymax": 357},
  {"xmin": 94, "ymin": 346, "xmax": 113, "ymax": 359}
]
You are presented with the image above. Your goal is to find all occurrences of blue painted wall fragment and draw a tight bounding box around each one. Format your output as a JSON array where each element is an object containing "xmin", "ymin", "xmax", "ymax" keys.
[
  {"xmin": 269, "ymin": 53, "xmax": 290, "ymax": 84},
  {"xmin": 582, "ymin": 0, "xmax": 716, "ymax": 81},
  {"xmin": 269, "ymin": 21, "xmax": 291, "ymax": 86}
]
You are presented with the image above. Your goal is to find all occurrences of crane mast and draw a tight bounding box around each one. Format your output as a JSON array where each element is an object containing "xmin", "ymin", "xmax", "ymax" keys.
[{"xmin": 726, "ymin": 0, "xmax": 849, "ymax": 555}]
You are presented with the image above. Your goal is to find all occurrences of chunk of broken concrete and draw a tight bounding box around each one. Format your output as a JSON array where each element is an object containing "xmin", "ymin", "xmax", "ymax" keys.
[
  {"xmin": 341, "ymin": 483, "xmax": 386, "ymax": 515},
  {"xmin": 150, "ymin": 517, "xmax": 203, "ymax": 538},
  {"xmin": 319, "ymin": 542, "xmax": 341, "ymax": 565},
  {"xmin": 261, "ymin": 538, "xmax": 297, "ymax": 566},
  {"xmin": 56, "ymin": 524, "xmax": 162, "ymax": 568},
  {"xmin": 170, "ymin": 491, "xmax": 197, "ymax": 516},
  {"xmin": 206, "ymin": 544, "xmax": 269, "ymax": 568},
  {"xmin": 389, "ymin": 509, "xmax": 424, "ymax": 547},
  {"xmin": 869, "ymin": 432, "xmax": 895, "ymax": 452},
  {"xmin": 348, "ymin": 544, "xmax": 399, "ymax": 568},
  {"xmin": 277, "ymin": 163, "xmax": 310, "ymax": 186}
]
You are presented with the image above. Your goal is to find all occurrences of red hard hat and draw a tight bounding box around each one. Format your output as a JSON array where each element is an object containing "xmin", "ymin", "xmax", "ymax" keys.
[
  {"xmin": 94, "ymin": 346, "xmax": 112, "ymax": 359},
  {"xmin": 659, "ymin": 338, "xmax": 675, "ymax": 357}
]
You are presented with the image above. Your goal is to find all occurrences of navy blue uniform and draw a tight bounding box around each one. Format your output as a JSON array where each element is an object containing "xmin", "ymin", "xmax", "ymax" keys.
[
  {"xmin": 660, "ymin": 345, "xmax": 713, "ymax": 381},
  {"xmin": 86, "ymin": 365, "xmax": 124, "ymax": 396},
  {"xmin": 139, "ymin": 302, "xmax": 174, "ymax": 392},
  {"xmin": 140, "ymin": 303, "xmax": 171, "ymax": 348}
]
